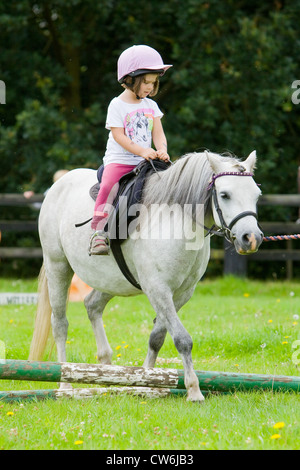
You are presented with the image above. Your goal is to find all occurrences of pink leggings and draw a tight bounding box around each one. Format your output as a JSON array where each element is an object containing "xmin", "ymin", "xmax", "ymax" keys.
[{"xmin": 91, "ymin": 163, "xmax": 136, "ymax": 231}]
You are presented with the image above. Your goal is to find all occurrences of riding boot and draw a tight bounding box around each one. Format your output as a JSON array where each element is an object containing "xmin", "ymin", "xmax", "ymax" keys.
[{"xmin": 89, "ymin": 231, "xmax": 110, "ymax": 256}]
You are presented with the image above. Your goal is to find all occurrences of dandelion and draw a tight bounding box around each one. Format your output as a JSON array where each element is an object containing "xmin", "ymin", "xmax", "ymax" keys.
[
  {"xmin": 9, "ymin": 319, "xmax": 13, "ymax": 324},
  {"xmin": 282, "ymin": 341, "xmax": 288, "ymax": 345},
  {"xmin": 243, "ymin": 293, "xmax": 250, "ymax": 298},
  {"xmin": 293, "ymin": 314, "xmax": 299, "ymax": 320},
  {"xmin": 268, "ymin": 319, "xmax": 273, "ymax": 323},
  {"xmin": 116, "ymin": 353, "xmax": 121, "ymax": 358},
  {"xmin": 6, "ymin": 412, "xmax": 14, "ymax": 416},
  {"xmin": 140, "ymin": 401, "xmax": 147, "ymax": 405},
  {"xmin": 276, "ymin": 299, "xmax": 280, "ymax": 303},
  {"xmin": 115, "ymin": 345, "xmax": 121, "ymax": 350},
  {"xmin": 124, "ymin": 344, "xmax": 129, "ymax": 349},
  {"xmin": 270, "ymin": 434, "xmax": 281, "ymax": 440},
  {"xmin": 273, "ymin": 422, "xmax": 285, "ymax": 430}
]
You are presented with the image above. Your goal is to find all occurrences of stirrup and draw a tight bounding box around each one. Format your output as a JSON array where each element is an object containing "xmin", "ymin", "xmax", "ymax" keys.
[{"xmin": 88, "ymin": 231, "xmax": 110, "ymax": 256}]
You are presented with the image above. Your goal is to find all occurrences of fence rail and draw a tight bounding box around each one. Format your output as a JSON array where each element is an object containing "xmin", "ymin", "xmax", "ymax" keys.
[{"xmin": 0, "ymin": 193, "xmax": 300, "ymax": 278}]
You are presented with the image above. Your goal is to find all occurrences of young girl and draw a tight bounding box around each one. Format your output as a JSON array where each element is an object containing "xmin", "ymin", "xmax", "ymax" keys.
[{"xmin": 89, "ymin": 45, "xmax": 172, "ymax": 255}]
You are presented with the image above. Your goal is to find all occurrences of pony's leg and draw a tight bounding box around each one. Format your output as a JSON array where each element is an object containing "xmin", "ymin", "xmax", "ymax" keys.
[
  {"xmin": 145, "ymin": 288, "xmax": 204, "ymax": 402},
  {"xmin": 84, "ymin": 289, "xmax": 113, "ymax": 364},
  {"xmin": 143, "ymin": 319, "xmax": 167, "ymax": 368},
  {"xmin": 46, "ymin": 259, "xmax": 73, "ymax": 390},
  {"xmin": 143, "ymin": 289, "xmax": 194, "ymax": 368}
]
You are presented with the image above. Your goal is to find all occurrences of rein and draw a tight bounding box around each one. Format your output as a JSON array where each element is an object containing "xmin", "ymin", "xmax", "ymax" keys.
[{"xmin": 205, "ymin": 171, "xmax": 258, "ymax": 243}]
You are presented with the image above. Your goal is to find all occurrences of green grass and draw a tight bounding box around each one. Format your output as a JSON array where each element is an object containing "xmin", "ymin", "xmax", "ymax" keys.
[{"xmin": 0, "ymin": 276, "xmax": 299, "ymax": 450}]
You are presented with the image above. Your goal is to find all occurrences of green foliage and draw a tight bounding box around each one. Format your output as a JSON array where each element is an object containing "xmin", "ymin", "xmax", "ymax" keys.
[{"xmin": 1, "ymin": 0, "xmax": 300, "ymax": 194}]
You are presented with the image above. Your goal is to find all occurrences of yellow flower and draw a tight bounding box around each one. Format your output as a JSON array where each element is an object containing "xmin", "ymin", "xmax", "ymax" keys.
[
  {"xmin": 282, "ymin": 341, "xmax": 288, "ymax": 345},
  {"xmin": 116, "ymin": 353, "xmax": 121, "ymax": 357},
  {"xmin": 74, "ymin": 440, "xmax": 83, "ymax": 445},
  {"xmin": 243, "ymin": 293, "xmax": 250, "ymax": 298},
  {"xmin": 273, "ymin": 422, "xmax": 285, "ymax": 430},
  {"xmin": 6, "ymin": 411, "xmax": 14, "ymax": 416},
  {"xmin": 115, "ymin": 345, "xmax": 121, "ymax": 350},
  {"xmin": 268, "ymin": 319, "xmax": 273, "ymax": 323},
  {"xmin": 124, "ymin": 344, "xmax": 129, "ymax": 349},
  {"xmin": 9, "ymin": 319, "xmax": 14, "ymax": 324},
  {"xmin": 270, "ymin": 434, "xmax": 281, "ymax": 440}
]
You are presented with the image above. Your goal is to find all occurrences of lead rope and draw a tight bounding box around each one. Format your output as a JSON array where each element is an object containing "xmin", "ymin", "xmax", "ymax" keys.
[{"xmin": 263, "ymin": 234, "xmax": 300, "ymax": 242}]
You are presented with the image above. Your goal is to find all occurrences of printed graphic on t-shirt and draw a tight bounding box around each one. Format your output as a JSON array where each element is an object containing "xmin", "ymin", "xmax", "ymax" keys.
[{"xmin": 124, "ymin": 108, "xmax": 154, "ymax": 145}]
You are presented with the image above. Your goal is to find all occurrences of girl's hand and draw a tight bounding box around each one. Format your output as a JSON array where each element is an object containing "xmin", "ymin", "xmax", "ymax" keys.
[
  {"xmin": 140, "ymin": 148, "xmax": 158, "ymax": 160},
  {"xmin": 156, "ymin": 148, "xmax": 170, "ymax": 162}
]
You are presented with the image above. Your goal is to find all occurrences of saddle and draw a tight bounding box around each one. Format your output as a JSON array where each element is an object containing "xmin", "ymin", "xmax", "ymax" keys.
[{"xmin": 89, "ymin": 159, "xmax": 171, "ymax": 290}]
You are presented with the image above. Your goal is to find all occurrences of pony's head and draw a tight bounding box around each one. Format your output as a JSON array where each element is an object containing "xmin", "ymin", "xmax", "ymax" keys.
[{"xmin": 206, "ymin": 150, "xmax": 263, "ymax": 254}]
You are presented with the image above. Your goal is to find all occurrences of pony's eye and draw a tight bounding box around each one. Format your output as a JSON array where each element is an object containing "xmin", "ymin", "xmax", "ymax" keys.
[{"xmin": 220, "ymin": 192, "xmax": 230, "ymax": 200}]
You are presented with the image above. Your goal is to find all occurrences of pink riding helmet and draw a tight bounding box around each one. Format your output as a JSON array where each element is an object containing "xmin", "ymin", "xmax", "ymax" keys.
[{"xmin": 117, "ymin": 45, "xmax": 172, "ymax": 83}]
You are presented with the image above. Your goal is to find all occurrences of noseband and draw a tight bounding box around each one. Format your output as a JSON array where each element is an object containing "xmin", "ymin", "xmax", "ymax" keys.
[{"xmin": 206, "ymin": 171, "xmax": 258, "ymax": 243}]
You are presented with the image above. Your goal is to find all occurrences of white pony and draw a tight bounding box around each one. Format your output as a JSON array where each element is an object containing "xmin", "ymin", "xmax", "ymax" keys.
[{"xmin": 29, "ymin": 151, "xmax": 263, "ymax": 402}]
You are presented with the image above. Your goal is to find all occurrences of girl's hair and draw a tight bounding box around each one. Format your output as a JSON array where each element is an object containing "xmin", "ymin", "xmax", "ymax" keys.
[{"xmin": 122, "ymin": 74, "xmax": 159, "ymax": 97}]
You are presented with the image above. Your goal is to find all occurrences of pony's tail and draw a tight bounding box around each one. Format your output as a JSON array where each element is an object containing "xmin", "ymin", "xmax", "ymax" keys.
[{"xmin": 28, "ymin": 264, "xmax": 52, "ymax": 361}]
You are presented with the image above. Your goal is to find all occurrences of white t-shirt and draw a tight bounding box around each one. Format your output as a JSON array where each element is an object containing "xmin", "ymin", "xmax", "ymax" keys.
[{"xmin": 103, "ymin": 96, "xmax": 164, "ymax": 166}]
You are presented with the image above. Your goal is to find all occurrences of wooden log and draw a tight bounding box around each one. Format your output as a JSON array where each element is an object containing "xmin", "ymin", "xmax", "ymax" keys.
[
  {"xmin": 0, "ymin": 360, "xmax": 299, "ymax": 393},
  {"xmin": 0, "ymin": 247, "xmax": 43, "ymax": 258},
  {"xmin": 0, "ymin": 194, "xmax": 44, "ymax": 206},
  {"xmin": 0, "ymin": 220, "xmax": 38, "ymax": 232},
  {"xmin": 259, "ymin": 194, "xmax": 300, "ymax": 207}
]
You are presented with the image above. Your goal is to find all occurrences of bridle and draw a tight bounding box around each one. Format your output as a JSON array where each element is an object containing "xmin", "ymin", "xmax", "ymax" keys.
[{"xmin": 205, "ymin": 171, "xmax": 259, "ymax": 243}]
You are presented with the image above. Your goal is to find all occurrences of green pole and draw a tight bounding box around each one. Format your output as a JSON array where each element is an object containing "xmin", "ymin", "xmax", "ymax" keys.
[{"xmin": 0, "ymin": 360, "xmax": 299, "ymax": 393}]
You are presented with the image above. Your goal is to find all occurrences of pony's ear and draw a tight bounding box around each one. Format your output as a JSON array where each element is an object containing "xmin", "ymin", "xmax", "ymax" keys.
[
  {"xmin": 244, "ymin": 150, "xmax": 257, "ymax": 172},
  {"xmin": 205, "ymin": 151, "xmax": 221, "ymax": 173}
]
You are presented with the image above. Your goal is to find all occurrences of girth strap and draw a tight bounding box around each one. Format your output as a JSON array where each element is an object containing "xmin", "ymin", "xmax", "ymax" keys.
[{"xmin": 110, "ymin": 242, "xmax": 142, "ymax": 291}]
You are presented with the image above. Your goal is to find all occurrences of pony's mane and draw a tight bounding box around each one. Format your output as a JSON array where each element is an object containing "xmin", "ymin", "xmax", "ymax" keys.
[{"xmin": 142, "ymin": 151, "xmax": 240, "ymax": 210}]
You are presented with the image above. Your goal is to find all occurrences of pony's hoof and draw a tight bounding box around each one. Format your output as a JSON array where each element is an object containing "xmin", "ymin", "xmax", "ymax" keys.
[{"xmin": 187, "ymin": 389, "xmax": 205, "ymax": 403}]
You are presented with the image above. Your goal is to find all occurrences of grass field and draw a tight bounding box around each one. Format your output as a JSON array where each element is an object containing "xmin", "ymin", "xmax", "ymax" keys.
[{"xmin": 0, "ymin": 275, "xmax": 299, "ymax": 450}]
